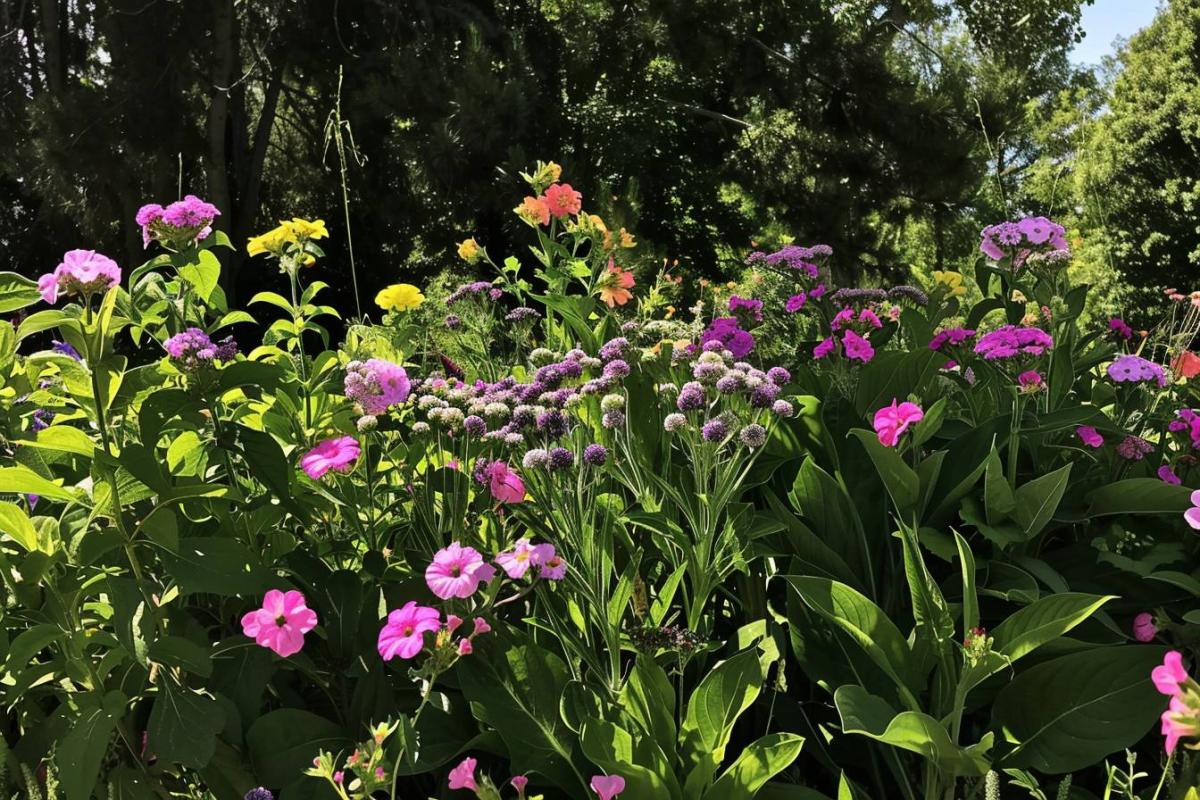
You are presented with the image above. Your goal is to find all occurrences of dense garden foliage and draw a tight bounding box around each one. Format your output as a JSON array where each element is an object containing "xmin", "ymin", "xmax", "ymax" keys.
[{"xmin": 0, "ymin": 164, "xmax": 1198, "ymax": 800}]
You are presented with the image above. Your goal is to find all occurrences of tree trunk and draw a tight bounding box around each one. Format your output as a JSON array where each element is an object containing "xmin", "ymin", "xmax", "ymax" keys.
[
  {"xmin": 207, "ymin": 0, "xmax": 235, "ymax": 292},
  {"xmin": 37, "ymin": 0, "xmax": 63, "ymax": 94}
]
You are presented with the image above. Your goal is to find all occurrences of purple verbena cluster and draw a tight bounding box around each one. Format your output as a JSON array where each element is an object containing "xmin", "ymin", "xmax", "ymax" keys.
[
  {"xmin": 973, "ymin": 326, "xmax": 1054, "ymax": 361},
  {"xmin": 164, "ymin": 327, "xmax": 237, "ymax": 371}
]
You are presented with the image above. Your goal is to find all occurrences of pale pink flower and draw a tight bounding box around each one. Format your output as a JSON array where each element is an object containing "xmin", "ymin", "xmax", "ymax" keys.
[
  {"xmin": 240, "ymin": 589, "xmax": 319, "ymax": 657},
  {"xmin": 300, "ymin": 436, "xmax": 360, "ymax": 479},
  {"xmin": 457, "ymin": 638, "xmax": 473, "ymax": 656},
  {"xmin": 543, "ymin": 183, "xmax": 583, "ymax": 218},
  {"xmin": 1162, "ymin": 696, "xmax": 1198, "ymax": 754},
  {"xmin": 590, "ymin": 774, "xmax": 626, "ymax": 800},
  {"xmin": 445, "ymin": 614, "xmax": 464, "ymax": 634},
  {"xmin": 1186, "ymin": 488, "xmax": 1200, "ymax": 530},
  {"xmin": 532, "ymin": 543, "xmax": 567, "ymax": 580},
  {"xmin": 425, "ymin": 542, "xmax": 496, "ymax": 599},
  {"xmin": 377, "ymin": 601, "xmax": 441, "ymax": 661},
  {"xmin": 495, "ymin": 539, "xmax": 539, "ymax": 579},
  {"xmin": 448, "ymin": 757, "xmax": 478, "ymax": 791},
  {"xmin": 38, "ymin": 249, "xmax": 122, "ymax": 304},
  {"xmin": 1133, "ymin": 612, "xmax": 1158, "ymax": 642},
  {"xmin": 873, "ymin": 399, "xmax": 924, "ymax": 447},
  {"xmin": 1076, "ymin": 425, "xmax": 1103, "ymax": 448},
  {"xmin": 486, "ymin": 461, "xmax": 526, "ymax": 504},
  {"xmin": 1153, "ymin": 650, "xmax": 1190, "ymax": 696},
  {"xmin": 472, "ymin": 617, "xmax": 492, "ymax": 636}
]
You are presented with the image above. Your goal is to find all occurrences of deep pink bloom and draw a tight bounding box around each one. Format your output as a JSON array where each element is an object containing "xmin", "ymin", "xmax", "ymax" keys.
[
  {"xmin": 1076, "ymin": 426, "xmax": 1103, "ymax": 448},
  {"xmin": 473, "ymin": 617, "xmax": 492, "ymax": 636},
  {"xmin": 39, "ymin": 250, "xmax": 122, "ymax": 304},
  {"xmin": 241, "ymin": 589, "xmax": 319, "ymax": 657},
  {"xmin": 873, "ymin": 399, "xmax": 924, "ymax": 447},
  {"xmin": 333, "ymin": 771, "xmax": 344, "ymax": 785},
  {"xmin": 445, "ymin": 614, "xmax": 464, "ymax": 634},
  {"xmin": 377, "ymin": 601, "xmax": 441, "ymax": 661},
  {"xmin": 511, "ymin": 775, "xmax": 529, "ymax": 795},
  {"xmin": 842, "ymin": 330, "xmax": 874, "ymax": 363},
  {"xmin": 425, "ymin": 542, "xmax": 496, "ymax": 599},
  {"xmin": 448, "ymin": 757, "xmax": 478, "ymax": 791},
  {"xmin": 813, "ymin": 336, "xmax": 836, "ymax": 359},
  {"xmin": 591, "ymin": 775, "xmax": 626, "ymax": 800},
  {"xmin": 1158, "ymin": 465, "xmax": 1182, "ymax": 485},
  {"xmin": 1018, "ymin": 370, "xmax": 1043, "ymax": 389},
  {"xmin": 1186, "ymin": 490, "xmax": 1200, "ymax": 530},
  {"xmin": 1152, "ymin": 651, "xmax": 1190, "ymax": 696},
  {"xmin": 300, "ymin": 436, "xmax": 360, "ymax": 478},
  {"xmin": 344, "ymin": 359, "xmax": 411, "ymax": 414},
  {"xmin": 1162, "ymin": 696, "xmax": 1197, "ymax": 754},
  {"xmin": 457, "ymin": 638, "xmax": 473, "ymax": 656},
  {"xmin": 486, "ymin": 461, "xmax": 526, "ymax": 504},
  {"xmin": 785, "ymin": 293, "xmax": 807, "ymax": 313},
  {"xmin": 543, "ymin": 183, "xmax": 583, "ymax": 218},
  {"xmin": 495, "ymin": 538, "xmax": 539, "ymax": 579},
  {"xmin": 1133, "ymin": 612, "xmax": 1158, "ymax": 642}
]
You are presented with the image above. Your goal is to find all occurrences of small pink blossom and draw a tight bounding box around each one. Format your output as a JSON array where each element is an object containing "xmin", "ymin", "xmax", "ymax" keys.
[
  {"xmin": 377, "ymin": 601, "xmax": 441, "ymax": 661},
  {"xmin": 473, "ymin": 617, "xmax": 492, "ymax": 636},
  {"xmin": 333, "ymin": 771, "xmax": 344, "ymax": 785},
  {"xmin": 873, "ymin": 399, "xmax": 924, "ymax": 448},
  {"xmin": 1152, "ymin": 651, "xmax": 1190, "ymax": 696},
  {"xmin": 38, "ymin": 249, "xmax": 122, "ymax": 304},
  {"xmin": 539, "ymin": 553, "xmax": 568, "ymax": 580},
  {"xmin": 1158, "ymin": 465, "xmax": 1182, "ymax": 485},
  {"xmin": 457, "ymin": 638, "xmax": 473, "ymax": 656},
  {"xmin": 241, "ymin": 589, "xmax": 319, "ymax": 658},
  {"xmin": 425, "ymin": 542, "xmax": 496, "ymax": 599},
  {"xmin": 448, "ymin": 757, "xmax": 478, "ymax": 791},
  {"xmin": 511, "ymin": 775, "xmax": 529, "ymax": 796},
  {"xmin": 1132, "ymin": 612, "xmax": 1158, "ymax": 642},
  {"xmin": 1186, "ymin": 489, "xmax": 1200, "ymax": 530},
  {"xmin": 495, "ymin": 539, "xmax": 539, "ymax": 579},
  {"xmin": 1162, "ymin": 695, "xmax": 1198, "ymax": 754},
  {"xmin": 590, "ymin": 774, "xmax": 626, "ymax": 800},
  {"xmin": 300, "ymin": 436, "xmax": 360, "ymax": 479},
  {"xmin": 445, "ymin": 614, "xmax": 464, "ymax": 634},
  {"xmin": 1076, "ymin": 425, "xmax": 1103, "ymax": 448},
  {"xmin": 813, "ymin": 336, "xmax": 836, "ymax": 359}
]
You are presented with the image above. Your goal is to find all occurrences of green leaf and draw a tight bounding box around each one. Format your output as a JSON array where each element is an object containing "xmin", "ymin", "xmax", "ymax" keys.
[
  {"xmin": 680, "ymin": 648, "xmax": 764, "ymax": 795},
  {"xmin": 835, "ymin": 685, "xmax": 991, "ymax": 776},
  {"xmin": 0, "ymin": 465, "xmax": 76, "ymax": 502},
  {"xmin": 246, "ymin": 709, "xmax": 350, "ymax": 791},
  {"xmin": 146, "ymin": 678, "xmax": 225, "ymax": 769},
  {"xmin": 0, "ymin": 271, "xmax": 44, "ymax": 313},
  {"xmin": 1011, "ymin": 463, "xmax": 1071, "ymax": 538},
  {"xmin": 0, "ymin": 501, "xmax": 40, "ymax": 552},
  {"xmin": 953, "ymin": 531, "xmax": 979, "ymax": 633},
  {"xmin": 853, "ymin": 349, "xmax": 945, "ymax": 417},
  {"xmin": 782, "ymin": 576, "xmax": 917, "ymax": 704},
  {"xmin": 848, "ymin": 429, "xmax": 920, "ymax": 512},
  {"xmin": 177, "ymin": 249, "xmax": 221, "ymax": 302},
  {"xmin": 148, "ymin": 636, "xmax": 213, "ymax": 678},
  {"xmin": 704, "ymin": 733, "xmax": 805, "ymax": 800},
  {"xmin": 993, "ymin": 646, "xmax": 1169, "ymax": 773},
  {"xmin": 982, "ymin": 449, "xmax": 1015, "ymax": 523},
  {"xmin": 581, "ymin": 717, "xmax": 682, "ymax": 800},
  {"xmin": 619, "ymin": 655, "xmax": 677, "ymax": 762},
  {"xmin": 1086, "ymin": 479, "xmax": 1194, "ymax": 517},
  {"xmin": 59, "ymin": 690, "xmax": 127, "ymax": 800},
  {"xmin": 160, "ymin": 537, "xmax": 269, "ymax": 596},
  {"xmin": 24, "ymin": 425, "xmax": 96, "ymax": 457},
  {"xmin": 990, "ymin": 593, "xmax": 1114, "ymax": 662}
]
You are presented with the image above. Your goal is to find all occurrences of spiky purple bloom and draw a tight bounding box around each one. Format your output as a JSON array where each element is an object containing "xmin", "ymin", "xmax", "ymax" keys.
[
  {"xmin": 599, "ymin": 337, "xmax": 630, "ymax": 362},
  {"xmin": 602, "ymin": 410, "xmax": 626, "ymax": 429},
  {"xmin": 702, "ymin": 317, "xmax": 754, "ymax": 358},
  {"xmin": 603, "ymin": 359, "xmax": 631, "ymax": 379},
  {"xmin": 463, "ymin": 415, "xmax": 487, "ymax": 436},
  {"xmin": 750, "ymin": 383, "xmax": 780, "ymax": 408},
  {"xmin": 767, "ymin": 367, "xmax": 791, "ymax": 385},
  {"xmin": 548, "ymin": 447, "xmax": 575, "ymax": 470},
  {"xmin": 739, "ymin": 424, "xmax": 767, "ymax": 448},
  {"xmin": 701, "ymin": 419, "xmax": 728, "ymax": 442},
  {"xmin": 505, "ymin": 307, "xmax": 540, "ymax": 323},
  {"xmin": 772, "ymin": 399, "xmax": 794, "ymax": 417},
  {"xmin": 677, "ymin": 383, "xmax": 706, "ymax": 411},
  {"xmin": 583, "ymin": 444, "xmax": 609, "ymax": 466},
  {"xmin": 663, "ymin": 413, "xmax": 688, "ymax": 432}
]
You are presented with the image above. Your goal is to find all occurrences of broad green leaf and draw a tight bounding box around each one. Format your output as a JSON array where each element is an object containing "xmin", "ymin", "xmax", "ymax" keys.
[
  {"xmin": 59, "ymin": 690, "xmax": 127, "ymax": 800},
  {"xmin": 0, "ymin": 501, "xmax": 40, "ymax": 552},
  {"xmin": 835, "ymin": 685, "xmax": 991, "ymax": 776},
  {"xmin": 853, "ymin": 348, "xmax": 945, "ymax": 416},
  {"xmin": 148, "ymin": 636, "xmax": 213, "ymax": 678},
  {"xmin": 246, "ymin": 709, "xmax": 350, "ymax": 791},
  {"xmin": 848, "ymin": 429, "xmax": 920, "ymax": 512},
  {"xmin": 0, "ymin": 465, "xmax": 76, "ymax": 502},
  {"xmin": 990, "ymin": 592, "xmax": 1114, "ymax": 662},
  {"xmin": 1011, "ymin": 463, "xmax": 1071, "ymax": 538},
  {"xmin": 160, "ymin": 537, "xmax": 269, "ymax": 595},
  {"xmin": 704, "ymin": 733, "xmax": 805, "ymax": 800},
  {"xmin": 0, "ymin": 271, "xmax": 44, "ymax": 312},
  {"xmin": 680, "ymin": 649, "xmax": 764, "ymax": 788},
  {"xmin": 953, "ymin": 531, "xmax": 979, "ymax": 633},
  {"xmin": 581, "ymin": 717, "xmax": 682, "ymax": 800},
  {"xmin": 993, "ymin": 646, "xmax": 1168, "ymax": 773},
  {"xmin": 620, "ymin": 655, "xmax": 677, "ymax": 761},
  {"xmin": 24, "ymin": 425, "xmax": 96, "ymax": 457},
  {"xmin": 146, "ymin": 678, "xmax": 225, "ymax": 769},
  {"xmin": 1086, "ymin": 479, "xmax": 1193, "ymax": 517},
  {"xmin": 177, "ymin": 249, "xmax": 221, "ymax": 302}
]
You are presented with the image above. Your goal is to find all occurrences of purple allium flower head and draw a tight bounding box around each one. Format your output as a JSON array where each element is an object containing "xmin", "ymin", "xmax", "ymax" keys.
[
  {"xmin": 464, "ymin": 415, "xmax": 487, "ymax": 436},
  {"xmin": 663, "ymin": 413, "xmax": 688, "ymax": 432},
  {"xmin": 536, "ymin": 410, "xmax": 569, "ymax": 438},
  {"xmin": 772, "ymin": 399, "xmax": 794, "ymax": 417},
  {"xmin": 739, "ymin": 424, "xmax": 767, "ymax": 448},
  {"xmin": 750, "ymin": 382, "xmax": 780, "ymax": 408},
  {"xmin": 522, "ymin": 449, "xmax": 551, "ymax": 469},
  {"xmin": 677, "ymin": 382, "xmax": 706, "ymax": 411},
  {"xmin": 599, "ymin": 337, "xmax": 630, "ymax": 362},
  {"xmin": 603, "ymin": 359, "xmax": 631, "ymax": 379},
  {"xmin": 583, "ymin": 444, "xmax": 609, "ymax": 466},
  {"xmin": 715, "ymin": 373, "xmax": 745, "ymax": 394},
  {"xmin": 548, "ymin": 447, "xmax": 575, "ymax": 470},
  {"xmin": 602, "ymin": 410, "xmax": 626, "ymax": 429},
  {"xmin": 344, "ymin": 359, "xmax": 411, "ymax": 414},
  {"xmin": 693, "ymin": 361, "xmax": 725, "ymax": 382},
  {"xmin": 444, "ymin": 314, "xmax": 462, "ymax": 330},
  {"xmin": 701, "ymin": 418, "xmax": 728, "ymax": 442},
  {"xmin": 767, "ymin": 366, "xmax": 791, "ymax": 385},
  {"xmin": 244, "ymin": 789, "xmax": 275, "ymax": 800}
]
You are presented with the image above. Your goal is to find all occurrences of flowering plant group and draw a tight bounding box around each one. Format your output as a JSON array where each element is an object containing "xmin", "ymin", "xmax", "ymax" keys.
[{"xmin": 0, "ymin": 163, "xmax": 1197, "ymax": 800}]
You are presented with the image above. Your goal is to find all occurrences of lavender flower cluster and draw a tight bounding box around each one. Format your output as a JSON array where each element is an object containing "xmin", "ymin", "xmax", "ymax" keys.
[
  {"xmin": 136, "ymin": 195, "xmax": 221, "ymax": 249},
  {"xmin": 745, "ymin": 244, "xmax": 832, "ymax": 279},
  {"xmin": 446, "ymin": 281, "xmax": 505, "ymax": 305},
  {"xmin": 973, "ymin": 326, "xmax": 1054, "ymax": 361},
  {"xmin": 164, "ymin": 328, "xmax": 237, "ymax": 371}
]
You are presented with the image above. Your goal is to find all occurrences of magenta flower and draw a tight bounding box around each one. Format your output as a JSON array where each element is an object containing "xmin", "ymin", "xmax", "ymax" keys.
[
  {"xmin": 495, "ymin": 538, "xmax": 539, "ymax": 579},
  {"xmin": 1187, "ymin": 490, "xmax": 1200, "ymax": 529},
  {"xmin": 378, "ymin": 601, "xmax": 441, "ymax": 661},
  {"xmin": 240, "ymin": 589, "xmax": 319, "ymax": 658},
  {"xmin": 842, "ymin": 330, "xmax": 874, "ymax": 363},
  {"xmin": 1017, "ymin": 370, "xmax": 1043, "ymax": 390},
  {"xmin": 1133, "ymin": 612, "xmax": 1158, "ymax": 642},
  {"xmin": 473, "ymin": 617, "xmax": 492, "ymax": 636},
  {"xmin": 1152, "ymin": 651, "xmax": 1190, "ymax": 697},
  {"xmin": 873, "ymin": 399, "xmax": 924, "ymax": 447},
  {"xmin": 300, "ymin": 436, "xmax": 360, "ymax": 479},
  {"xmin": 38, "ymin": 249, "xmax": 122, "ymax": 304},
  {"xmin": 344, "ymin": 358, "xmax": 411, "ymax": 415},
  {"xmin": 485, "ymin": 461, "xmax": 526, "ymax": 504},
  {"xmin": 425, "ymin": 542, "xmax": 496, "ymax": 599},
  {"xmin": 511, "ymin": 775, "xmax": 529, "ymax": 796},
  {"xmin": 590, "ymin": 775, "xmax": 626, "ymax": 800},
  {"xmin": 448, "ymin": 757, "xmax": 478, "ymax": 791},
  {"xmin": 1162, "ymin": 696, "xmax": 1197, "ymax": 754},
  {"xmin": 813, "ymin": 336, "xmax": 836, "ymax": 359},
  {"xmin": 1075, "ymin": 426, "xmax": 1103, "ymax": 448},
  {"xmin": 457, "ymin": 639, "xmax": 473, "ymax": 656},
  {"xmin": 785, "ymin": 293, "xmax": 807, "ymax": 313},
  {"xmin": 1158, "ymin": 465, "xmax": 1182, "ymax": 485}
]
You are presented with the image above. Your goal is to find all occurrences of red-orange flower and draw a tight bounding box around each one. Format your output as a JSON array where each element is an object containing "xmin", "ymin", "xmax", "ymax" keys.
[
  {"xmin": 1173, "ymin": 350, "xmax": 1200, "ymax": 379},
  {"xmin": 596, "ymin": 260, "xmax": 635, "ymax": 307},
  {"xmin": 515, "ymin": 196, "xmax": 550, "ymax": 227}
]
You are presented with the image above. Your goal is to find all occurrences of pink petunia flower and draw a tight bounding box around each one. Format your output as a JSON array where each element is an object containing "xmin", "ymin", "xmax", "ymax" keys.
[
  {"xmin": 873, "ymin": 399, "xmax": 924, "ymax": 448},
  {"xmin": 1186, "ymin": 489, "xmax": 1200, "ymax": 530},
  {"xmin": 495, "ymin": 539, "xmax": 539, "ymax": 579},
  {"xmin": 813, "ymin": 336, "xmax": 836, "ymax": 359},
  {"xmin": 241, "ymin": 589, "xmax": 319, "ymax": 657},
  {"xmin": 425, "ymin": 542, "xmax": 496, "ymax": 599},
  {"xmin": 590, "ymin": 774, "xmax": 626, "ymax": 800},
  {"xmin": 300, "ymin": 436, "xmax": 360, "ymax": 479},
  {"xmin": 378, "ymin": 601, "xmax": 441, "ymax": 661},
  {"xmin": 448, "ymin": 757, "xmax": 478, "ymax": 791},
  {"xmin": 1132, "ymin": 612, "xmax": 1158, "ymax": 642},
  {"xmin": 1162, "ymin": 696, "xmax": 1198, "ymax": 754},
  {"xmin": 486, "ymin": 461, "xmax": 526, "ymax": 504},
  {"xmin": 1075, "ymin": 425, "xmax": 1103, "ymax": 448},
  {"xmin": 543, "ymin": 183, "xmax": 583, "ymax": 218},
  {"xmin": 1152, "ymin": 650, "xmax": 1190, "ymax": 696},
  {"xmin": 842, "ymin": 330, "xmax": 874, "ymax": 363}
]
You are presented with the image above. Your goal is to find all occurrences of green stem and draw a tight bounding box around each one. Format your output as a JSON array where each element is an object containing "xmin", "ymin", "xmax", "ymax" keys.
[
  {"xmin": 1007, "ymin": 390, "xmax": 1022, "ymax": 489},
  {"xmin": 288, "ymin": 268, "xmax": 313, "ymax": 431}
]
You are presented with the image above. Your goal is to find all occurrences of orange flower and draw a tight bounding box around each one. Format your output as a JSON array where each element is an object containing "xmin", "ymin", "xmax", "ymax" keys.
[
  {"xmin": 515, "ymin": 196, "xmax": 550, "ymax": 227},
  {"xmin": 1173, "ymin": 351, "xmax": 1200, "ymax": 379},
  {"xmin": 596, "ymin": 260, "xmax": 635, "ymax": 307}
]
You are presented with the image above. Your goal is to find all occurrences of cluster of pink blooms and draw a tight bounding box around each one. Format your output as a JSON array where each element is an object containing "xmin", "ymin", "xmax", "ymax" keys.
[
  {"xmin": 164, "ymin": 327, "xmax": 236, "ymax": 371},
  {"xmin": 873, "ymin": 399, "xmax": 923, "ymax": 447},
  {"xmin": 241, "ymin": 589, "xmax": 319, "ymax": 658},
  {"xmin": 423, "ymin": 538, "xmax": 566, "ymax": 605},
  {"xmin": 448, "ymin": 756, "xmax": 624, "ymax": 800},
  {"xmin": 343, "ymin": 358, "xmax": 411, "ymax": 416},
  {"xmin": 37, "ymin": 249, "xmax": 122, "ymax": 304},
  {"xmin": 300, "ymin": 435, "xmax": 361, "ymax": 479},
  {"xmin": 1163, "ymin": 287, "xmax": 1200, "ymax": 308},
  {"xmin": 813, "ymin": 306, "xmax": 881, "ymax": 364},
  {"xmin": 1152, "ymin": 651, "xmax": 1199, "ymax": 755},
  {"xmin": 929, "ymin": 326, "xmax": 976, "ymax": 353},
  {"xmin": 516, "ymin": 182, "xmax": 583, "ymax": 226},
  {"xmin": 474, "ymin": 459, "xmax": 526, "ymax": 504},
  {"xmin": 973, "ymin": 325, "xmax": 1053, "ymax": 361},
  {"xmin": 1108, "ymin": 317, "xmax": 1134, "ymax": 340},
  {"xmin": 136, "ymin": 194, "xmax": 221, "ymax": 249},
  {"xmin": 978, "ymin": 216, "xmax": 1069, "ymax": 265},
  {"xmin": 377, "ymin": 602, "xmax": 490, "ymax": 661}
]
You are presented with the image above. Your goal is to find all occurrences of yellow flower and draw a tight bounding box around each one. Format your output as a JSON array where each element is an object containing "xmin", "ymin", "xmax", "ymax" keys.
[
  {"xmin": 932, "ymin": 270, "xmax": 966, "ymax": 297},
  {"xmin": 458, "ymin": 238, "xmax": 481, "ymax": 263},
  {"xmin": 246, "ymin": 224, "xmax": 293, "ymax": 256},
  {"xmin": 375, "ymin": 283, "xmax": 425, "ymax": 312},
  {"xmin": 285, "ymin": 218, "xmax": 329, "ymax": 241},
  {"xmin": 617, "ymin": 228, "xmax": 636, "ymax": 249},
  {"xmin": 545, "ymin": 161, "xmax": 563, "ymax": 184}
]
